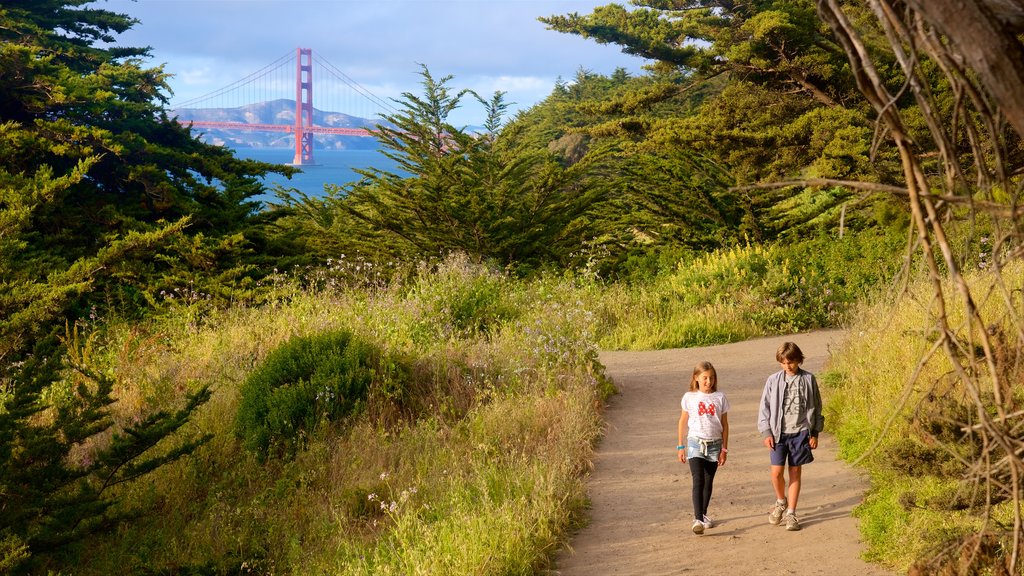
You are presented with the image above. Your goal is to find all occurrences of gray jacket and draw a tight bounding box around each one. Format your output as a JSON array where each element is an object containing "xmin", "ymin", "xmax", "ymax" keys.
[{"xmin": 757, "ymin": 368, "xmax": 824, "ymax": 441}]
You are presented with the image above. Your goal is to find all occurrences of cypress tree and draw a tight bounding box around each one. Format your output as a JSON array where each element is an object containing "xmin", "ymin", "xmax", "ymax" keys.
[
  {"xmin": 337, "ymin": 65, "xmax": 616, "ymax": 272},
  {"xmin": 0, "ymin": 1, "xmax": 271, "ymax": 569}
]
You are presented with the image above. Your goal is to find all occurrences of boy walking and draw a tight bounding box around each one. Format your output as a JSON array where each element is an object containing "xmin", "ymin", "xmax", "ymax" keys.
[{"xmin": 757, "ymin": 342, "xmax": 823, "ymax": 531}]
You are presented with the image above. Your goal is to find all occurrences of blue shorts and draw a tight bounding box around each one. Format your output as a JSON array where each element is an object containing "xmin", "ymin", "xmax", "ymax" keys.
[
  {"xmin": 686, "ymin": 436, "xmax": 723, "ymax": 462},
  {"xmin": 769, "ymin": 430, "xmax": 814, "ymax": 467}
]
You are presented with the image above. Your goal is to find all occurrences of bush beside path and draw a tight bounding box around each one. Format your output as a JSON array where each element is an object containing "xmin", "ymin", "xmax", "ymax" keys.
[{"xmin": 555, "ymin": 330, "xmax": 895, "ymax": 575}]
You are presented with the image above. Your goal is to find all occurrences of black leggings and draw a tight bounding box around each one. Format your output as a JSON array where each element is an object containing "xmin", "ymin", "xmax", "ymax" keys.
[{"xmin": 689, "ymin": 457, "xmax": 719, "ymax": 520}]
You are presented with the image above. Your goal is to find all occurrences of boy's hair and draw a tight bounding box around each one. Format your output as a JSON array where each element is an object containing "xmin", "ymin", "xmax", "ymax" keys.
[
  {"xmin": 689, "ymin": 361, "xmax": 718, "ymax": 392},
  {"xmin": 776, "ymin": 341, "xmax": 805, "ymax": 363}
]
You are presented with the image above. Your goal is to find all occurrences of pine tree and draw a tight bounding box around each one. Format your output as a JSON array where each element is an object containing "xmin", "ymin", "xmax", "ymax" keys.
[
  {"xmin": 0, "ymin": 0, "xmax": 288, "ymax": 313},
  {"xmin": 336, "ymin": 65, "xmax": 616, "ymax": 272},
  {"xmin": 0, "ymin": 1, "xmax": 274, "ymax": 570}
]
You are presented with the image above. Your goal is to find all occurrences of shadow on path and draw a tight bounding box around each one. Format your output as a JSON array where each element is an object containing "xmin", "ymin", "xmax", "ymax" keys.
[{"xmin": 552, "ymin": 330, "xmax": 894, "ymax": 576}]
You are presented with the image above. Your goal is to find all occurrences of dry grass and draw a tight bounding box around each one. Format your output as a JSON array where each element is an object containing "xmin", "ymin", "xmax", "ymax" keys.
[
  {"xmin": 826, "ymin": 260, "xmax": 1024, "ymax": 572},
  {"xmin": 71, "ymin": 255, "xmax": 609, "ymax": 575}
]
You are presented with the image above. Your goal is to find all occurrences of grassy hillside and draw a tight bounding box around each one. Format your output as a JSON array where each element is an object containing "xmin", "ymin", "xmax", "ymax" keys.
[
  {"xmin": 41, "ymin": 232, "xmax": 907, "ymax": 574},
  {"xmin": 825, "ymin": 260, "xmax": 1024, "ymax": 573},
  {"xmin": 58, "ymin": 255, "xmax": 610, "ymax": 574},
  {"xmin": 35, "ymin": 224, "xmax": 1023, "ymax": 575},
  {"xmin": 593, "ymin": 230, "xmax": 903, "ymax": 350}
]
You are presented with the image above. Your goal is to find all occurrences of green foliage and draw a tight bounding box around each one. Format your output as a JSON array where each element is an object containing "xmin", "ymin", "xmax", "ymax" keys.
[
  {"xmin": 408, "ymin": 257, "xmax": 521, "ymax": 342},
  {"xmin": 0, "ymin": 326, "xmax": 211, "ymax": 574},
  {"xmin": 257, "ymin": 186, "xmax": 364, "ymax": 270},
  {"xmin": 235, "ymin": 329, "xmax": 407, "ymax": 457},
  {"xmin": 46, "ymin": 257, "xmax": 611, "ymax": 575},
  {"xmin": 0, "ymin": 529, "xmax": 30, "ymax": 574},
  {"xmin": 745, "ymin": 230, "xmax": 905, "ymax": 331},
  {"xmin": 504, "ymin": 70, "xmax": 749, "ymax": 275},
  {"xmin": 602, "ymin": 149, "xmax": 743, "ymax": 260},
  {"xmin": 541, "ymin": 1, "xmax": 860, "ymax": 103},
  {"xmin": 330, "ymin": 66, "xmax": 616, "ymax": 273},
  {"xmin": 824, "ymin": 261, "xmax": 1024, "ymax": 571},
  {"xmin": 0, "ymin": 2, "xmax": 280, "ymax": 570},
  {"xmin": 594, "ymin": 228, "xmax": 905, "ymax": 349},
  {"xmin": 0, "ymin": 0, "xmax": 290, "ymax": 324},
  {"xmin": 537, "ymin": 1, "xmax": 911, "ymax": 247}
]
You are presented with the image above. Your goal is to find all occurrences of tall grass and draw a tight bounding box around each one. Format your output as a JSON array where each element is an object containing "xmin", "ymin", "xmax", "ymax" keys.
[
  {"xmin": 593, "ymin": 229, "xmax": 903, "ymax": 349},
  {"xmin": 67, "ymin": 254, "xmax": 609, "ymax": 575},
  {"xmin": 57, "ymin": 230, "xmax": 904, "ymax": 574},
  {"xmin": 824, "ymin": 260, "xmax": 1024, "ymax": 571}
]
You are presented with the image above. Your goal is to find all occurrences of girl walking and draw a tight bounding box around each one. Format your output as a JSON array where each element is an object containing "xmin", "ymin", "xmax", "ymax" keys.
[{"xmin": 677, "ymin": 361, "xmax": 730, "ymax": 535}]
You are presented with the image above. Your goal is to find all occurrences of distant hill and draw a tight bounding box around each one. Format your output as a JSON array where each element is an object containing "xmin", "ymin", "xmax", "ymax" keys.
[{"xmin": 169, "ymin": 99, "xmax": 384, "ymax": 150}]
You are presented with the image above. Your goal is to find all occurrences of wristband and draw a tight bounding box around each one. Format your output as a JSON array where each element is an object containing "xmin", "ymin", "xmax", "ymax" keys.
[
  {"xmin": 676, "ymin": 445, "xmax": 685, "ymax": 450},
  {"xmin": 722, "ymin": 448, "xmax": 728, "ymax": 453}
]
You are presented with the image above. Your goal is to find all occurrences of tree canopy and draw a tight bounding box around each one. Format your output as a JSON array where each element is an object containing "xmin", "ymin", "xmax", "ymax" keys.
[
  {"xmin": 269, "ymin": 67, "xmax": 619, "ymax": 274},
  {"xmin": 0, "ymin": 1, "xmax": 284, "ymax": 570},
  {"xmin": 537, "ymin": 1, "xmax": 914, "ymax": 242}
]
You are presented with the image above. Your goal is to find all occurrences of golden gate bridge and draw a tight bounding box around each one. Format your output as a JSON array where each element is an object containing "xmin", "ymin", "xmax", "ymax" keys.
[{"xmin": 170, "ymin": 48, "xmax": 397, "ymax": 166}]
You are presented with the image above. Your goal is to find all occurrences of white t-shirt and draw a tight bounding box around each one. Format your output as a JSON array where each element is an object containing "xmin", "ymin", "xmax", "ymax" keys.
[{"xmin": 681, "ymin": 390, "xmax": 730, "ymax": 440}]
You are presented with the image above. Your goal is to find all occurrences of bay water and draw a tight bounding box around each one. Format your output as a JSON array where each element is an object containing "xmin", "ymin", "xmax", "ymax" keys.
[{"xmin": 231, "ymin": 147, "xmax": 399, "ymax": 207}]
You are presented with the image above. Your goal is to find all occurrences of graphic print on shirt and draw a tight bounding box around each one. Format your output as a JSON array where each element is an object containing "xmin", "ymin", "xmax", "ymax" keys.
[
  {"xmin": 782, "ymin": 387, "xmax": 803, "ymax": 417},
  {"xmin": 683, "ymin": 391, "xmax": 729, "ymax": 440},
  {"xmin": 698, "ymin": 402, "xmax": 716, "ymax": 417}
]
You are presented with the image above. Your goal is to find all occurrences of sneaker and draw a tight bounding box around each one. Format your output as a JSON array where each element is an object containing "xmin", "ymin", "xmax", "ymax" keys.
[
  {"xmin": 785, "ymin": 512, "xmax": 802, "ymax": 531},
  {"xmin": 768, "ymin": 499, "xmax": 787, "ymax": 525},
  {"xmin": 702, "ymin": 515, "xmax": 715, "ymax": 529},
  {"xmin": 691, "ymin": 518, "xmax": 705, "ymax": 535}
]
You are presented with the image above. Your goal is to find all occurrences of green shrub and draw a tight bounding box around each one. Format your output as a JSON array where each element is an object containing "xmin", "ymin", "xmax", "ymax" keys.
[
  {"xmin": 446, "ymin": 275, "xmax": 516, "ymax": 337},
  {"xmin": 410, "ymin": 255, "xmax": 521, "ymax": 342},
  {"xmin": 592, "ymin": 230, "xmax": 905, "ymax": 350},
  {"xmin": 235, "ymin": 329, "xmax": 406, "ymax": 457},
  {"xmin": 825, "ymin": 260, "xmax": 1024, "ymax": 571},
  {"xmin": 747, "ymin": 230, "xmax": 904, "ymax": 332}
]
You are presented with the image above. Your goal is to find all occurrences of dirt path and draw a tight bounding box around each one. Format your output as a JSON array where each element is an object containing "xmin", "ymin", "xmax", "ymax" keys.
[{"xmin": 554, "ymin": 330, "xmax": 895, "ymax": 576}]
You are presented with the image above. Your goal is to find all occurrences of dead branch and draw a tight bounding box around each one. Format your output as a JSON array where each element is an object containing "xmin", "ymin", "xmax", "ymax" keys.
[{"xmin": 817, "ymin": 0, "xmax": 1024, "ymax": 571}]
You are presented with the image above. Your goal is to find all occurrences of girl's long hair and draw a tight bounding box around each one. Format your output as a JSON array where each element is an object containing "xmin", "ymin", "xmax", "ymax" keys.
[{"xmin": 689, "ymin": 361, "xmax": 718, "ymax": 392}]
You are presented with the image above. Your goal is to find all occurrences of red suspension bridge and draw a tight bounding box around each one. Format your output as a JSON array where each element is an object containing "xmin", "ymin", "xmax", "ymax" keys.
[{"xmin": 170, "ymin": 48, "xmax": 397, "ymax": 166}]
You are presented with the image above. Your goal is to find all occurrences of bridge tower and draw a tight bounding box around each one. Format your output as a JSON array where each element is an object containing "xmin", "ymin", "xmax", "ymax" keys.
[{"xmin": 292, "ymin": 47, "xmax": 316, "ymax": 165}]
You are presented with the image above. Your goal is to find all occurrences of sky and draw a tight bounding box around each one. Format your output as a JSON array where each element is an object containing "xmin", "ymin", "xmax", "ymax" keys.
[{"xmin": 103, "ymin": 0, "xmax": 648, "ymax": 126}]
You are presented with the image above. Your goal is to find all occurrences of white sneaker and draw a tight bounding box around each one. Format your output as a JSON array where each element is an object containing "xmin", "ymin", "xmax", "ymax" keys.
[
  {"xmin": 769, "ymin": 499, "xmax": 787, "ymax": 525},
  {"xmin": 702, "ymin": 515, "xmax": 715, "ymax": 529},
  {"xmin": 691, "ymin": 518, "xmax": 704, "ymax": 535},
  {"xmin": 785, "ymin": 512, "xmax": 802, "ymax": 531}
]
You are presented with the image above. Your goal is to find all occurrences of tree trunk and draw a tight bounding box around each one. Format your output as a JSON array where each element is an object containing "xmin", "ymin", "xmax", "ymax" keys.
[{"xmin": 905, "ymin": 0, "xmax": 1024, "ymax": 139}]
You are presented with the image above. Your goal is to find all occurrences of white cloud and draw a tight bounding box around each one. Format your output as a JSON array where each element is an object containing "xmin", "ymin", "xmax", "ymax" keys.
[
  {"xmin": 476, "ymin": 75, "xmax": 551, "ymax": 94},
  {"xmin": 104, "ymin": 0, "xmax": 646, "ymax": 124}
]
